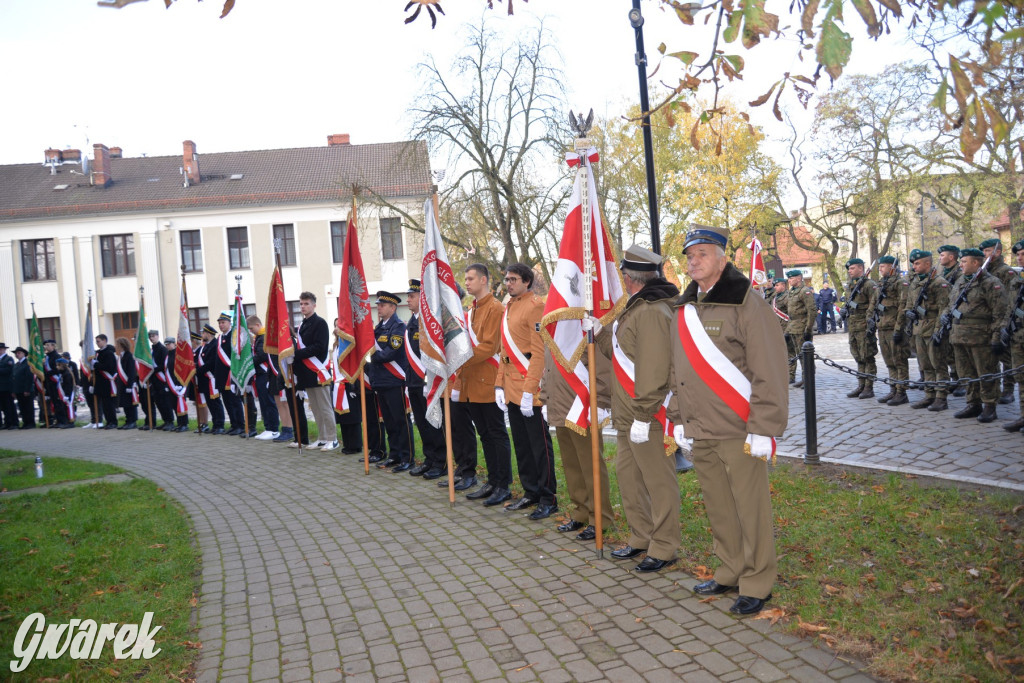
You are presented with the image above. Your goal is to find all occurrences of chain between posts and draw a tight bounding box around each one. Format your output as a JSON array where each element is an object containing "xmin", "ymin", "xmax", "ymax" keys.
[{"xmin": 812, "ymin": 355, "xmax": 1024, "ymax": 389}]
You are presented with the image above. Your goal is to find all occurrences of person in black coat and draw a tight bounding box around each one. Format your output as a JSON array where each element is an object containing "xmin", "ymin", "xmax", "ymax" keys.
[
  {"xmin": 43, "ymin": 339, "xmax": 62, "ymax": 426},
  {"xmin": 198, "ymin": 324, "xmax": 226, "ymax": 434},
  {"xmin": 216, "ymin": 311, "xmax": 246, "ymax": 436},
  {"xmin": 291, "ymin": 292, "xmax": 336, "ymax": 449},
  {"xmin": 0, "ymin": 342, "xmax": 16, "ymax": 429},
  {"xmin": 140, "ymin": 330, "xmax": 174, "ymax": 430},
  {"xmin": 12, "ymin": 347, "xmax": 34, "ymax": 428},
  {"xmin": 93, "ymin": 334, "xmax": 119, "ymax": 429},
  {"xmin": 53, "ymin": 357, "xmax": 77, "ymax": 428},
  {"xmin": 366, "ymin": 291, "xmax": 412, "ymax": 471},
  {"xmin": 248, "ymin": 316, "xmax": 280, "ymax": 439},
  {"xmin": 403, "ymin": 281, "xmax": 444, "ymax": 476},
  {"xmin": 162, "ymin": 337, "xmax": 191, "ymax": 432},
  {"xmin": 114, "ymin": 337, "xmax": 139, "ymax": 429}
]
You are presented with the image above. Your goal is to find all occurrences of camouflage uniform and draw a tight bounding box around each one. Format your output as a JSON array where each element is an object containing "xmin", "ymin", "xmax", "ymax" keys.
[
  {"xmin": 784, "ymin": 281, "xmax": 815, "ymax": 384},
  {"xmin": 943, "ymin": 270, "xmax": 1009, "ymax": 416},
  {"xmin": 844, "ymin": 275, "xmax": 879, "ymax": 397},
  {"xmin": 986, "ymin": 256, "xmax": 1018, "ymax": 403},
  {"xmin": 940, "ymin": 262, "xmax": 965, "ymax": 392},
  {"xmin": 874, "ymin": 269, "xmax": 911, "ymax": 404},
  {"xmin": 899, "ymin": 270, "xmax": 951, "ymax": 407},
  {"xmin": 999, "ymin": 266, "xmax": 1024, "ymax": 431},
  {"xmin": 768, "ymin": 287, "xmax": 796, "ymax": 380}
]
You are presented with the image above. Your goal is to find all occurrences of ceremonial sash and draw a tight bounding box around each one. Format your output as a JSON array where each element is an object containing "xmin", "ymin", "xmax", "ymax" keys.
[
  {"xmin": 206, "ymin": 375, "xmax": 220, "ymax": 400},
  {"xmin": 467, "ymin": 308, "xmax": 500, "ymax": 370},
  {"xmin": 164, "ymin": 356, "xmax": 188, "ymax": 414},
  {"xmin": 100, "ymin": 371, "xmax": 118, "ymax": 397},
  {"xmin": 116, "ymin": 357, "xmax": 139, "ymax": 405},
  {"xmin": 296, "ymin": 330, "xmax": 331, "ymax": 385},
  {"xmin": 772, "ymin": 297, "xmax": 790, "ymax": 322},
  {"xmin": 404, "ymin": 328, "xmax": 426, "ymax": 380},
  {"xmin": 611, "ymin": 321, "xmax": 674, "ymax": 452},
  {"xmin": 52, "ymin": 375, "xmax": 75, "ymax": 421},
  {"xmin": 676, "ymin": 304, "xmax": 776, "ymax": 459},
  {"xmin": 375, "ymin": 340, "xmax": 407, "ymax": 381},
  {"xmin": 501, "ymin": 305, "xmax": 531, "ymax": 376}
]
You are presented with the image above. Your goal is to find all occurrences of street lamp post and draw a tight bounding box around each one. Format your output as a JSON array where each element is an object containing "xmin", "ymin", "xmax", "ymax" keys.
[{"xmin": 629, "ymin": 1, "xmax": 661, "ymax": 255}]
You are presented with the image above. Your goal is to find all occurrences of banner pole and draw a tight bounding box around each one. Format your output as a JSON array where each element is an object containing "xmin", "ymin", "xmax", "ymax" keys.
[
  {"xmin": 445, "ymin": 388, "xmax": 455, "ymax": 508},
  {"xmin": 236, "ymin": 275, "xmax": 250, "ymax": 440},
  {"xmin": 360, "ymin": 376, "xmax": 370, "ymax": 475}
]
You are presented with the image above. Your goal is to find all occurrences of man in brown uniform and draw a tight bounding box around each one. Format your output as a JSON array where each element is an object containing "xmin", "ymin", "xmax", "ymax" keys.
[
  {"xmin": 784, "ymin": 270, "xmax": 815, "ymax": 387},
  {"xmin": 497, "ymin": 263, "xmax": 557, "ymax": 520},
  {"xmin": 873, "ymin": 255, "xmax": 911, "ymax": 406},
  {"xmin": 596, "ymin": 244, "xmax": 680, "ymax": 572},
  {"xmin": 999, "ymin": 240, "xmax": 1024, "ymax": 433},
  {"xmin": 842, "ymin": 258, "xmax": 879, "ymax": 399},
  {"xmin": 899, "ymin": 250, "xmax": 952, "ymax": 411},
  {"xmin": 980, "ymin": 238, "xmax": 1018, "ymax": 405},
  {"xmin": 668, "ymin": 224, "xmax": 788, "ymax": 615},
  {"xmin": 937, "ymin": 245, "xmax": 965, "ymax": 396}
]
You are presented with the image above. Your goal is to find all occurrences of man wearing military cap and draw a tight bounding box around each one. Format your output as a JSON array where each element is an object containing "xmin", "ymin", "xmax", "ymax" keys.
[
  {"xmin": 367, "ymin": 290, "xmax": 414, "ymax": 471},
  {"xmin": 197, "ymin": 323, "xmax": 227, "ymax": 434},
  {"xmin": 667, "ymin": 223, "xmax": 788, "ymax": 614},
  {"xmin": 215, "ymin": 310, "xmax": 247, "ymax": 436},
  {"xmin": 52, "ymin": 357, "xmax": 77, "ymax": 428},
  {"xmin": 92, "ymin": 334, "xmax": 119, "ymax": 429},
  {"xmin": 937, "ymin": 245, "xmax": 965, "ymax": 395},
  {"xmin": 162, "ymin": 336, "xmax": 191, "ymax": 432},
  {"xmin": 998, "ymin": 239, "xmax": 1024, "ymax": 432},
  {"xmin": 403, "ymin": 280, "xmax": 447, "ymax": 476},
  {"xmin": 980, "ymin": 238, "xmax": 1018, "ymax": 405},
  {"xmin": 842, "ymin": 258, "xmax": 879, "ymax": 398},
  {"xmin": 141, "ymin": 329, "xmax": 174, "ymax": 431},
  {"xmin": 874, "ymin": 256, "xmax": 911, "ymax": 405},
  {"xmin": 941, "ymin": 247, "xmax": 1009, "ymax": 422},
  {"xmin": 0, "ymin": 342, "xmax": 15, "ymax": 429},
  {"xmin": 784, "ymin": 270, "xmax": 815, "ymax": 387},
  {"xmin": 900, "ymin": 249, "xmax": 952, "ymax": 410},
  {"xmin": 596, "ymin": 244, "xmax": 679, "ymax": 569},
  {"xmin": 12, "ymin": 347, "xmax": 35, "ymax": 428},
  {"xmin": 766, "ymin": 278, "xmax": 790, "ymax": 344}
]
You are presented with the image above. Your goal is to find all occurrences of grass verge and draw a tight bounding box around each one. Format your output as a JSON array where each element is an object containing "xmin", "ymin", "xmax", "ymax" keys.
[
  {"xmin": 0, "ymin": 478, "xmax": 199, "ymax": 681},
  {"xmin": 1, "ymin": 456, "xmax": 124, "ymax": 492}
]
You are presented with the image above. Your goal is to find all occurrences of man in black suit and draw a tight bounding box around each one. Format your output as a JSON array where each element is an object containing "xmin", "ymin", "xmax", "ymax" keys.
[
  {"xmin": 0, "ymin": 342, "xmax": 16, "ymax": 429},
  {"xmin": 198, "ymin": 324, "xmax": 226, "ymax": 434},
  {"xmin": 12, "ymin": 347, "xmax": 34, "ymax": 428},
  {"xmin": 93, "ymin": 334, "xmax": 119, "ymax": 429}
]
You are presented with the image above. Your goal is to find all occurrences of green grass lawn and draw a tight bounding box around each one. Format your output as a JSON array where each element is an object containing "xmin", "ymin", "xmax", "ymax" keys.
[
  {"xmin": 1, "ymin": 456, "xmax": 124, "ymax": 492},
  {"xmin": 0, "ymin": 478, "xmax": 200, "ymax": 681}
]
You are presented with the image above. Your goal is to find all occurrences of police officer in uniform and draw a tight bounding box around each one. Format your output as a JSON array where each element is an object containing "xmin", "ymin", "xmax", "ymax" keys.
[
  {"xmin": 874, "ymin": 255, "xmax": 911, "ymax": 406},
  {"xmin": 842, "ymin": 258, "xmax": 879, "ymax": 399},
  {"xmin": 1000, "ymin": 239, "xmax": 1024, "ymax": 433},
  {"xmin": 900, "ymin": 250, "xmax": 952, "ymax": 411},
  {"xmin": 980, "ymin": 238, "xmax": 1018, "ymax": 405},
  {"xmin": 367, "ymin": 291, "xmax": 414, "ymax": 472},
  {"xmin": 942, "ymin": 247, "xmax": 1009, "ymax": 422},
  {"xmin": 938, "ymin": 245, "xmax": 965, "ymax": 395},
  {"xmin": 783, "ymin": 270, "xmax": 815, "ymax": 387},
  {"xmin": 404, "ymin": 280, "xmax": 447, "ymax": 477}
]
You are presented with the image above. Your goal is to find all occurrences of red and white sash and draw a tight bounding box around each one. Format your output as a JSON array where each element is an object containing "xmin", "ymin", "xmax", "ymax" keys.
[
  {"xmin": 164, "ymin": 355, "xmax": 188, "ymax": 415},
  {"xmin": 100, "ymin": 370, "xmax": 118, "ymax": 397},
  {"xmin": 501, "ymin": 305, "xmax": 531, "ymax": 376},
  {"xmin": 772, "ymin": 296, "xmax": 790, "ymax": 322},
  {"xmin": 611, "ymin": 321, "xmax": 674, "ymax": 452},
  {"xmin": 116, "ymin": 356, "xmax": 138, "ymax": 405},
  {"xmin": 467, "ymin": 308, "xmax": 500, "ymax": 370},
  {"xmin": 676, "ymin": 304, "xmax": 776, "ymax": 460},
  {"xmin": 375, "ymin": 340, "xmax": 407, "ymax": 381},
  {"xmin": 52, "ymin": 375, "xmax": 76, "ymax": 421},
  {"xmin": 295, "ymin": 331, "xmax": 331, "ymax": 385},
  {"xmin": 404, "ymin": 327, "xmax": 426, "ymax": 380}
]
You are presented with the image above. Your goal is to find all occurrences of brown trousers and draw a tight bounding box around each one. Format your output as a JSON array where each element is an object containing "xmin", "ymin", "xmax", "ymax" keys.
[
  {"xmin": 556, "ymin": 426, "xmax": 613, "ymax": 530},
  {"xmin": 616, "ymin": 428, "xmax": 680, "ymax": 561},
  {"xmin": 691, "ymin": 438, "xmax": 776, "ymax": 599}
]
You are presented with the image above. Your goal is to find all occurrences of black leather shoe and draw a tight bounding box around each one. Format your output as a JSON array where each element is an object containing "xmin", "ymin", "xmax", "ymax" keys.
[
  {"xmin": 610, "ymin": 545, "xmax": 646, "ymax": 560},
  {"xmin": 483, "ymin": 488, "xmax": 511, "ymax": 506},
  {"xmin": 367, "ymin": 454, "xmax": 384, "ymax": 464},
  {"xmin": 955, "ymin": 403, "xmax": 983, "ymax": 419},
  {"xmin": 139, "ymin": 425, "xmax": 151, "ymax": 431},
  {"xmin": 453, "ymin": 476, "xmax": 477, "ymax": 492},
  {"xmin": 226, "ymin": 427, "xmax": 242, "ymax": 436},
  {"xmin": 729, "ymin": 594, "xmax": 772, "ymax": 615},
  {"xmin": 211, "ymin": 428, "xmax": 226, "ymax": 435},
  {"xmin": 693, "ymin": 579, "xmax": 738, "ymax": 596},
  {"xmin": 528, "ymin": 504, "xmax": 558, "ymax": 520},
  {"xmin": 634, "ymin": 556, "xmax": 676, "ymax": 573},
  {"xmin": 242, "ymin": 429, "xmax": 257, "ymax": 438},
  {"xmin": 409, "ymin": 464, "xmax": 430, "ymax": 476},
  {"xmin": 505, "ymin": 497, "xmax": 537, "ymax": 511},
  {"xmin": 103, "ymin": 424, "xmax": 118, "ymax": 430},
  {"xmin": 977, "ymin": 404, "xmax": 998, "ymax": 423},
  {"xmin": 557, "ymin": 519, "xmax": 585, "ymax": 533},
  {"xmin": 123, "ymin": 422, "xmax": 137, "ymax": 430},
  {"xmin": 466, "ymin": 483, "xmax": 494, "ymax": 500},
  {"xmin": 422, "ymin": 468, "xmax": 446, "ymax": 480},
  {"xmin": 175, "ymin": 425, "xmax": 190, "ymax": 432},
  {"xmin": 910, "ymin": 397, "xmax": 934, "ymax": 409},
  {"xmin": 439, "ymin": 475, "xmax": 462, "ymax": 488},
  {"xmin": 377, "ymin": 457, "xmax": 400, "ymax": 469},
  {"xmin": 162, "ymin": 424, "xmax": 176, "ymax": 432},
  {"xmin": 390, "ymin": 462, "xmax": 413, "ymax": 473},
  {"xmin": 575, "ymin": 525, "xmax": 596, "ymax": 541}
]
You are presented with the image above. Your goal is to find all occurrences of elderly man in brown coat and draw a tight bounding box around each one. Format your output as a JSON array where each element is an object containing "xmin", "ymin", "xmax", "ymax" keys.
[{"xmin": 669, "ymin": 224, "xmax": 789, "ymax": 615}]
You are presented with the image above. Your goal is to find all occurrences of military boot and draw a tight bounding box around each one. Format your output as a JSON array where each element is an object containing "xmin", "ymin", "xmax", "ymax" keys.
[
  {"xmin": 887, "ymin": 390, "xmax": 909, "ymax": 406},
  {"xmin": 998, "ymin": 384, "xmax": 1015, "ymax": 405},
  {"xmin": 954, "ymin": 403, "xmax": 983, "ymax": 419},
  {"xmin": 876, "ymin": 387, "xmax": 896, "ymax": 403},
  {"xmin": 1002, "ymin": 415, "xmax": 1024, "ymax": 431},
  {"xmin": 911, "ymin": 396, "xmax": 935, "ymax": 409},
  {"xmin": 858, "ymin": 382, "xmax": 875, "ymax": 399},
  {"xmin": 977, "ymin": 404, "xmax": 998, "ymax": 423},
  {"xmin": 950, "ymin": 372, "xmax": 966, "ymax": 397},
  {"xmin": 927, "ymin": 397, "xmax": 948, "ymax": 411},
  {"xmin": 847, "ymin": 382, "xmax": 865, "ymax": 398}
]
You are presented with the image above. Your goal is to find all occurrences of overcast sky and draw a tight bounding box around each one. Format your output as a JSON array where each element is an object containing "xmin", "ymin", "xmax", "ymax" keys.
[{"xmin": 0, "ymin": 0, "xmax": 916, "ymax": 166}]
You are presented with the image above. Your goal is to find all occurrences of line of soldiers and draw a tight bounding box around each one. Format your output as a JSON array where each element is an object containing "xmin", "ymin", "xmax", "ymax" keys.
[{"xmin": 766, "ymin": 238, "xmax": 1024, "ymax": 434}]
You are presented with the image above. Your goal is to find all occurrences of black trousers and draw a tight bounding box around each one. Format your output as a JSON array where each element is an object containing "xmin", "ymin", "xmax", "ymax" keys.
[
  {"xmin": 376, "ymin": 387, "xmax": 412, "ymax": 464},
  {"xmin": 254, "ymin": 374, "xmax": 280, "ymax": 432},
  {"xmin": 222, "ymin": 389, "xmax": 245, "ymax": 430},
  {"xmin": 47, "ymin": 382, "xmax": 68, "ymax": 425},
  {"xmin": 284, "ymin": 387, "xmax": 309, "ymax": 445},
  {"xmin": 245, "ymin": 391, "xmax": 257, "ymax": 431},
  {"xmin": 466, "ymin": 401, "xmax": 511, "ymax": 489},
  {"xmin": 119, "ymin": 392, "xmax": 138, "ymax": 425},
  {"xmin": 450, "ymin": 400, "xmax": 477, "ymax": 478},
  {"xmin": 97, "ymin": 390, "xmax": 118, "ymax": 426},
  {"xmin": 142, "ymin": 383, "xmax": 174, "ymax": 426},
  {"xmin": 204, "ymin": 392, "xmax": 225, "ymax": 429},
  {"xmin": 507, "ymin": 401, "xmax": 556, "ymax": 506},
  {"xmin": 17, "ymin": 393, "xmax": 35, "ymax": 427},
  {"xmin": 408, "ymin": 385, "xmax": 446, "ymax": 468},
  {"xmin": 0, "ymin": 391, "xmax": 17, "ymax": 427}
]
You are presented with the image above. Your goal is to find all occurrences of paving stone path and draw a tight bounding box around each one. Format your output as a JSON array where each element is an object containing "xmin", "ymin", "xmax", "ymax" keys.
[{"xmin": 2, "ymin": 429, "xmax": 876, "ymax": 683}]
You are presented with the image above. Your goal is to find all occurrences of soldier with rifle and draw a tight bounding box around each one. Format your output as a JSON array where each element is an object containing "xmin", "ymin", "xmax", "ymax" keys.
[
  {"xmin": 933, "ymin": 249, "xmax": 1008, "ymax": 423},
  {"xmin": 937, "ymin": 245, "xmax": 966, "ymax": 396},
  {"xmin": 870, "ymin": 255, "xmax": 911, "ymax": 406},
  {"xmin": 998, "ymin": 239, "xmax": 1024, "ymax": 433},
  {"xmin": 840, "ymin": 258, "xmax": 879, "ymax": 399},
  {"xmin": 980, "ymin": 238, "xmax": 1018, "ymax": 405},
  {"xmin": 899, "ymin": 250, "xmax": 952, "ymax": 411},
  {"xmin": 783, "ymin": 270, "xmax": 815, "ymax": 388}
]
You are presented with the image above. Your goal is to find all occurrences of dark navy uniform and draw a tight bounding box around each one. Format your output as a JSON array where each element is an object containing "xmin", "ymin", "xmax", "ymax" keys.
[
  {"xmin": 367, "ymin": 293, "xmax": 413, "ymax": 468},
  {"xmin": 405, "ymin": 287, "xmax": 446, "ymax": 473},
  {"xmin": 43, "ymin": 347, "xmax": 64, "ymax": 425},
  {"xmin": 198, "ymin": 333, "xmax": 226, "ymax": 432},
  {"xmin": 94, "ymin": 344, "xmax": 119, "ymax": 427},
  {"xmin": 217, "ymin": 330, "xmax": 245, "ymax": 434}
]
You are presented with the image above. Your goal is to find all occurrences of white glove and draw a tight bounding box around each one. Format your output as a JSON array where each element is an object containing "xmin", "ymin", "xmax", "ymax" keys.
[
  {"xmin": 520, "ymin": 392, "xmax": 534, "ymax": 417},
  {"xmin": 597, "ymin": 408, "xmax": 611, "ymax": 425},
  {"xmin": 581, "ymin": 316, "xmax": 603, "ymax": 336},
  {"xmin": 450, "ymin": 389, "xmax": 460, "ymax": 402},
  {"xmin": 495, "ymin": 388, "xmax": 507, "ymax": 413},
  {"xmin": 746, "ymin": 434, "xmax": 773, "ymax": 459},
  {"xmin": 541, "ymin": 405, "xmax": 548, "ymax": 422},
  {"xmin": 673, "ymin": 424, "xmax": 693, "ymax": 450},
  {"xmin": 629, "ymin": 419, "xmax": 650, "ymax": 444}
]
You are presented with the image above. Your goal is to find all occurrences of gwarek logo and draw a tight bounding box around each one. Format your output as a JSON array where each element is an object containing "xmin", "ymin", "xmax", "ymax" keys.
[{"xmin": 9, "ymin": 612, "xmax": 162, "ymax": 673}]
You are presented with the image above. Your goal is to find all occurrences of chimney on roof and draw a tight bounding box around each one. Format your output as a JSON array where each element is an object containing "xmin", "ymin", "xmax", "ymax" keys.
[
  {"xmin": 327, "ymin": 134, "xmax": 350, "ymax": 147},
  {"xmin": 91, "ymin": 143, "xmax": 112, "ymax": 188},
  {"xmin": 183, "ymin": 140, "xmax": 200, "ymax": 185},
  {"xmin": 109, "ymin": 146, "xmax": 122, "ymax": 159},
  {"xmin": 44, "ymin": 148, "xmax": 63, "ymax": 164},
  {"xmin": 62, "ymin": 149, "xmax": 81, "ymax": 162}
]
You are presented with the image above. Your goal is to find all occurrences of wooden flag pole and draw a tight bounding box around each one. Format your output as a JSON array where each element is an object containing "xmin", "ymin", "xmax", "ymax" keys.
[
  {"xmin": 429, "ymin": 190, "xmax": 458, "ymax": 507},
  {"xmin": 235, "ymin": 275, "xmax": 249, "ymax": 439},
  {"xmin": 182, "ymin": 267, "xmax": 203, "ymax": 435},
  {"xmin": 361, "ymin": 377, "xmax": 370, "ymax": 475}
]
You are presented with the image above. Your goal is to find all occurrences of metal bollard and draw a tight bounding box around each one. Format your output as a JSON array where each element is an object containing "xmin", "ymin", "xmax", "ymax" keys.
[{"xmin": 801, "ymin": 341, "xmax": 819, "ymax": 464}]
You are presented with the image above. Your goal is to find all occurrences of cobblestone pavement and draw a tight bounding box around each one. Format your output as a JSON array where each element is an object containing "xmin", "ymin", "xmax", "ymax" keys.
[
  {"xmin": 2, "ymin": 429, "xmax": 875, "ymax": 683},
  {"xmin": 779, "ymin": 331, "xmax": 1024, "ymax": 491}
]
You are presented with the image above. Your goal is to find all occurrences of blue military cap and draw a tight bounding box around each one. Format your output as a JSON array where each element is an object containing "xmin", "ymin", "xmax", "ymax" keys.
[
  {"xmin": 375, "ymin": 291, "xmax": 401, "ymax": 306},
  {"xmin": 682, "ymin": 224, "xmax": 729, "ymax": 252}
]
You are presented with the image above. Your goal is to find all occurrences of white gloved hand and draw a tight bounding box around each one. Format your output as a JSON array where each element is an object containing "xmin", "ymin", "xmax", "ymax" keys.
[
  {"xmin": 520, "ymin": 392, "xmax": 534, "ymax": 417},
  {"xmin": 581, "ymin": 316, "xmax": 603, "ymax": 336},
  {"xmin": 629, "ymin": 419, "xmax": 650, "ymax": 444},
  {"xmin": 541, "ymin": 405, "xmax": 548, "ymax": 422},
  {"xmin": 597, "ymin": 408, "xmax": 611, "ymax": 425},
  {"xmin": 495, "ymin": 388, "xmax": 507, "ymax": 413},
  {"xmin": 673, "ymin": 424, "xmax": 693, "ymax": 450},
  {"xmin": 745, "ymin": 434, "xmax": 773, "ymax": 459},
  {"xmin": 450, "ymin": 389, "xmax": 460, "ymax": 402}
]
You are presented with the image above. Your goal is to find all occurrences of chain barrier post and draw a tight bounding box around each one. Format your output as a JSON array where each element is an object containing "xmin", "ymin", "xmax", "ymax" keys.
[{"xmin": 802, "ymin": 340, "xmax": 819, "ymax": 464}]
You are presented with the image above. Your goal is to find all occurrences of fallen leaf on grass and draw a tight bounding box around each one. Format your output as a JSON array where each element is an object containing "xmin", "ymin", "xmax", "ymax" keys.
[
  {"xmin": 872, "ymin": 485, "xmax": 884, "ymax": 493},
  {"xmin": 901, "ymin": 581, "xmax": 916, "ymax": 594},
  {"xmin": 952, "ymin": 605, "xmax": 978, "ymax": 619},
  {"xmin": 59, "ymin": 529, "xmax": 70, "ymax": 537},
  {"xmin": 181, "ymin": 641, "xmax": 202, "ymax": 650},
  {"xmin": 985, "ymin": 650, "xmax": 1006, "ymax": 674},
  {"xmin": 967, "ymin": 568, "xmax": 980, "ymax": 577},
  {"xmin": 905, "ymin": 511, "xmax": 919, "ymax": 518},
  {"xmin": 148, "ymin": 544, "xmax": 166, "ymax": 549},
  {"xmin": 93, "ymin": 590, "xmax": 104, "ymax": 596},
  {"xmin": 693, "ymin": 565, "xmax": 714, "ymax": 580},
  {"xmin": 102, "ymin": 668, "xmax": 119, "ymax": 678},
  {"xmin": 1002, "ymin": 577, "xmax": 1022, "ymax": 599},
  {"xmin": 925, "ymin": 580, "xmax": 944, "ymax": 593},
  {"xmin": 25, "ymin": 549, "xmax": 38, "ymax": 556},
  {"xmin": 797, "ymin": 620, "xmax": 829, "ymax": 635},
  {"xmin": 188, "ymin": 595, "xmax": 197, "ymax": 607},
  {"xmin": 752, "ymin": 607, "xmax": 787, "ymax": 625},
  {"xmin": 823, "ymin": 584, "xmax": 842, "ymax": 595}
]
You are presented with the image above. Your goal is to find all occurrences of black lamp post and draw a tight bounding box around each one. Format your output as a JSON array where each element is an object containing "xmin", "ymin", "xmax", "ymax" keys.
[{"xmin": 629, "ymin": 1, "xmax": 661, "ymax": 255}]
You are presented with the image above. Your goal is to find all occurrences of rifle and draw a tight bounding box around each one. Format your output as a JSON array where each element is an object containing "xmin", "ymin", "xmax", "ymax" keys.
[
  {"xmin": 839, "ymin": 259, "xmax": 878, "ymax": 322},
  {"xmin": 931, "ymin": 255, "xmax": 993, "ymax": 346},
  {"xmin": 867, "ymin": 257, "xmax": 899, "ymax": 335},
  {"xmin": 999, "ymin": 277, "xmax": 1024, "ymax": 347},
  {"xmin": 903, "ymin": 267, "xmax": 937, "ymax": 336}
]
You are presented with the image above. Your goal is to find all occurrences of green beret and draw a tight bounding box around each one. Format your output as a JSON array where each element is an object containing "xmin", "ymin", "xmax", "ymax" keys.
[
  {"xmin": 845, "ymin": 258, "xmax": 865, "ymax": 268},
  {"xmin": 878, "ymin": 255, "xmax": 896, "ymax": 265},
  {"xmin": 908, "ymin": 249, "xmax": 931, "ymax": 262},
  {"xmin": 1012, "ymin": 240, "xmax": 1024, "ymax": 255},
  {"xmin": 774, "ymin": 278, "xmax": 787, "ymax": 285},
  {"xmin": 785, "ymin": 270, "xmax": 803, "ymax": 278},
  {"xmin": 978, "ymin": 238, "xmax": 1000, "ymax": 250},
  {"xmin": 937, "ymin": 244, "xmax": 960, "ymax": 255},
  {"xmin": 961, "ymin": 247, "xmax": 984, "ymax": 258}
]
